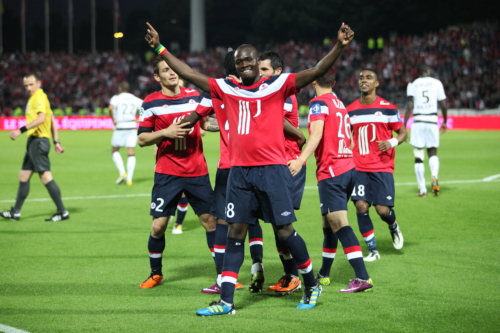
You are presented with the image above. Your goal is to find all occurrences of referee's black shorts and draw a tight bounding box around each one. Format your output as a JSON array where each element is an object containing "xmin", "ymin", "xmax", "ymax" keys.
[{"xmin": 22, "ymin": 137, "xmax": 51, "ymax": 172}]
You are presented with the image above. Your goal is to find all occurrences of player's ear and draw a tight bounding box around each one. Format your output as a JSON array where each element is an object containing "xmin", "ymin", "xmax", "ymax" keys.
[
  {"xmin": 332, "ymin": 81, "xmax": 337, "ymax": 88},
  {"xmin": 375, "ymin": 80, "xmax": 379, "ymax": 88},
  {"xmin": 276, "ymin": 68, "xmax": 283, "ymax": 75},
  {"xmin": 153, "ymin": 74, "xmax": 160, "ymax": 83}
]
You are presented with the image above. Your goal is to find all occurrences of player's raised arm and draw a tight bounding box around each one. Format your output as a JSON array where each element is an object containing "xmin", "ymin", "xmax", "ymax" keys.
[
  {"xmin": 295, "ymin": 23, "xmax": 354, "ymax": 90},
  {"xmin": 145, "ymin": 22, "xmax": 210, "ymax": 92}
]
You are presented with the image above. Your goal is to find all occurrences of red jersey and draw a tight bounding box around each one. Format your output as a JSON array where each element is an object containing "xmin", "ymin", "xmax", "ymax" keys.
[
  {"xmin": 138, "ymin": 87, "xmax": 208, "ymax": 177},
  {"xmin": 308, "ymin": 93, "xmax": 355, "ymax": 181},
  {"xmin": 283, "ymin": 95, "xmax": 302, "ymax": 162},
  {"xmin": 208, "ymin": 74, "xmax": 299, "ymax": 167},
  {"xmin": 346, "ymin": 96, "xmax": 403, "ymax": 173},
  {"xmin": 196, "ymin": 93, "xmax": 231, "ymax": 169}
]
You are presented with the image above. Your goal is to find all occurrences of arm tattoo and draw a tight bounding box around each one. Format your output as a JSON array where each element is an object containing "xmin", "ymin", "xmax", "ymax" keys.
[{"xmin": 205, "ymin": 117, "xmax": 220, "ymax": 132}]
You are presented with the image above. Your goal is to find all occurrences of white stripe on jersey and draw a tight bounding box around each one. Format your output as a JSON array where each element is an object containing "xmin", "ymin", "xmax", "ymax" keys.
[
  {"xmin": 214, "ymin": 74, "xmax": 291, "ymax": 99},
  {"xmin": 349, "ymin": 114, "xmax": 400, "ymax": 125},
  {"xmin": 199, "ymin": 97, "xmax": 213, "ymax": 107},
  {"xmin": 141, "ymin": 104, "xmax": 198, "ymax": 119}
]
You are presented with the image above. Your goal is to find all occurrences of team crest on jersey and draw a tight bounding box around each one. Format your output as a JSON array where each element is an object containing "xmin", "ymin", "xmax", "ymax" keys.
[
  {"xmin": 259, "ymin": 83, "xmax": 269, "ymax": 91},
  {"xmin": 161, "ymin": 104, "xmax": 169, "ymax": 108},
  {"xmin": 150, "ymin": 202, "xmax": 156, "ymax": 209},
  {"xmin": 189, "ymin": 99, "xmax": 196, "ymax": 104},
  {"xmin": 375, "ymin": 111, "xmax": 383, "ymax": 116},
  {"xmin": 311, "ymin": 103, "xmax": 322, "ymax": 115}
]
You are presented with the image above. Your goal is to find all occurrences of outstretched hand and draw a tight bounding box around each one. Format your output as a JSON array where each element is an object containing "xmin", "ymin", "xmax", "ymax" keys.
[
  {"xmin": 440, "ymin": 123, "xmax": 447, "ymax": 135},
  {"xmin": 162, "ymin": 121, "xmax": 191, "ymax": 139},
  {"xmin": 145, "ymin": 22, "xmax": 161, "ymax": 49},
  {"xmin": 337, "ymin": 23, "xmax": 355, "ymax": 46}
]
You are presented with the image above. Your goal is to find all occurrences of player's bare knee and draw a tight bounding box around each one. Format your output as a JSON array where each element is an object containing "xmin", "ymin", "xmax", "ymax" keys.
[
  {"xmin": 374, "ymin": 205, "xmax": 389, "ymax": 217},
  {"xmin": 274, "ymin": 224, "xmax": 294, "ymax": 240},
  {"xmin": 228, "ymin": 223, "xmax": 248, "ymax": 239},
  {"xmin": 199, "ymin": 213, "xmax": 216, "ymax": 231},
  {"xmin": 151, "ymin": 217, "xmax": 168, "ymax": 236},
  {"xmin": 354, "ymin": 200, "xmax": 369, "ymax": 213}
]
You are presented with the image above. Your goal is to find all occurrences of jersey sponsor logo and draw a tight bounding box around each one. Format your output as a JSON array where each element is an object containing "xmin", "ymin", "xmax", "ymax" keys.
[
  {"xmin": 311, "ymin": 103, "xmax": 322, "ymax": 115},
  {"xmin": 281, "ymin": 211, "xmax": 292, "ymax": 216},
  {"xmin": 358, "ymin": 124, "xmax": 376, "ymax": 155},
  {"xmin": 380, "ymin": 101, "xmax": 391, "ymax": 105}
]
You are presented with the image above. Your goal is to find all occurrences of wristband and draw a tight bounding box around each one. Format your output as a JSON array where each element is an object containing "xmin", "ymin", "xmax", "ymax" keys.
[
  {"xmin": 156, "ymin": 45, "xmax": 167, "ymax": 55},
  {"xmin": 19, "ymin": 126, "xmax": 27, "ymax": 133},
  {"xmin": 388, "ymin": 138, "xmax": 399, "ymax": 148},
  {"xmin": 53, "ymin": 140, "xmax": 61, "ymax": 145}
]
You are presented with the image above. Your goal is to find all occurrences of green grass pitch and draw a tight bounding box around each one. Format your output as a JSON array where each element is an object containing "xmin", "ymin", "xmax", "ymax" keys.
[{"xmin": 0, "ymin": 129, "xmax": 499, "ymax": 332}]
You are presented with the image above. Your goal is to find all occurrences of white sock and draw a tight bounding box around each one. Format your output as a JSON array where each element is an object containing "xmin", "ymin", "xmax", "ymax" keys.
[
  {"xmin": 217, "ymin": 274, "xmax": 222, "ymax": 287},
  {"xmin": 112, "ymin": 151, "xmax": 126, "ymax": 175},
  {"xmin": 251, "ymin": 262, "xmax": 264, "ymax": 275},
  {"xmin": 414, "ymin": 162, "xmax": 426, "ymax": 193},
  {"xmin": 429, "ymin": 155, "xmax": 439, "ymax": 179},
  {"xmin": 127, "ymin": 156, "xmax": 136, "ymax": 182}
]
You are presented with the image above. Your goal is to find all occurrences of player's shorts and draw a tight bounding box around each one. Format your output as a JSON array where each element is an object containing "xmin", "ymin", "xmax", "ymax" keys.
[
  {"xmin": 318, "ymin": 168, "xmax": 355, "ymax": 215},
  {"xmin": 22, "ymin": 137, "xmax": 51, "ymax": 172},
  {"xmin": 291, "ymin": 164, "xmax": 306, "ymax": 210},
  {"xmin": 225, "ymin": 165, "xmax": 296, "ymax": 226},
  {"xmin": 351, "ymin": 170, "xmax": 395, "ymax": 207},
  {"xmin": 150, "ymin": 173, "xmax": 213, "ymax": 217},
  {"xmin": 210, "ymin": 168, "xmax": 230, "ymax": 219},
  {"xmin": 111, "ymin": 128, "xmax": 137, "ymax": 148},
  {"xmin": 410, "ymin": 122, "xmax": 439, "ymax": 148}
]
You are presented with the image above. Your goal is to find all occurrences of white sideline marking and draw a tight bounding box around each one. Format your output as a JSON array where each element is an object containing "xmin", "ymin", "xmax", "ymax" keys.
[
  {"xmin": 0, "ymin": 324, "xmax": 31, "ymax": 333},
  {"xmin": 0, "ymin": 177, "xmax": 499, "ymax": 204}
]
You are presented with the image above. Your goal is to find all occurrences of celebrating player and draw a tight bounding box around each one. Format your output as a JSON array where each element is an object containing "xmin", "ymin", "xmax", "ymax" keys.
[
  {"xmin": 136, "ymin": 56, "xmax": 216, "ymax": 289},
  {"xmin": 346, "ymin": 69, "xmax": 407, "ymax": 261},
  {"xmin": 405, "ymin": 63, "xmax": 448, "ymax": 196},
  {"xmin": 109, "ymin": 81, "xmax": 143, "ymax": 186},
  {"xmin": 288, "ymin": 71, "xmax": 373, "ymax": 292},
  {"xmin": 145, "ymin": 21, "xmax": 354, "ymax": 315}
]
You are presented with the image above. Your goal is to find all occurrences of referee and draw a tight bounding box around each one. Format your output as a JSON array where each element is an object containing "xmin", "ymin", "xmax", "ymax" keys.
[{"xmin": 1, "ymin": 73, "xmax": 69, "ymax": 222}]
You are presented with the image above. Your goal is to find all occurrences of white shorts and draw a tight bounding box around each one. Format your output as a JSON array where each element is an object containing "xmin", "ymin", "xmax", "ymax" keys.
[
  {"xmin": 111, "ymin": 129, "xmax": 137, "ymax": 148},
  {"xmin": 410, "ymin": 122, "xmax": 439, "ymax": 148}
]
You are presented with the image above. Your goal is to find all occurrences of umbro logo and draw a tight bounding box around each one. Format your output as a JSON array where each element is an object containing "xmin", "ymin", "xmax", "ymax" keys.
[
  {"xmin": 380, "ymin": 101, "xmax": 390, "ymax": 105},
  {"xmin": 281, "ymin": 211, "xmax": 292, "ymax": 216},
  {"xmin": 185, "ymin": 89, "xmax": 195, "ymax": 93},
  {"xmin": 387, "ymin": 196, "xmax": 392, "ymax": 200},
  {"xmin": 235, "ymin": 242, "xmax": 242, "ymax": 246},
  {"xmin": 320, "ymin": 203, "xmax": 323, "ymax": 207}
]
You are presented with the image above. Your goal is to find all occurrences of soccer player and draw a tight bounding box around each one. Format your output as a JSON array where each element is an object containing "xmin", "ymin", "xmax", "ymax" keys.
[
  {"xmin": 109, "ymin": 81, "xmax": 143, "ymax": 186},
  {"xmin": 1, "ymin": 73, "xmax": 69, "ymax": 222},
  {"xmin": 346, "ymin": 69, "xmax": 407, "ymax": 261},
  {"xmin": 289, "ymin": 70, "xmax": 374, "ymax": 291},
  {"xmin": 405, "ymin": 63, "xmax": 448, "ymax": 196},
  {"xmin": 145, "ymin": 21, "xmax": 354, "ymax": 315},
  {"xmin": 136, "ymin": 56, "xmax": 216, "ymax": 289},
  {"xmin": 258, "ymin": 51, "xmax": 305, "ymax": 294}
]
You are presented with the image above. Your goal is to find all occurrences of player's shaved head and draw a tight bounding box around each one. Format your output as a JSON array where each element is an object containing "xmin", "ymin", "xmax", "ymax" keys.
[
  {"xmin": 360, "ymin": 69, "xmax": 378, "ymax": 80},
  {"xmin": 417, "ymin": 63, "xmax": 430, "ymax": 76},
  {"xmin": 119, "ymin": 81, "xmax": 130, "ymax": 92},
  {"xmin": 234, "ymin": 44, "xmax": 260, "ymax": 85},
  {"xmin": 235, "ymin": 44, "xmax": 258, "ymax": 57}
]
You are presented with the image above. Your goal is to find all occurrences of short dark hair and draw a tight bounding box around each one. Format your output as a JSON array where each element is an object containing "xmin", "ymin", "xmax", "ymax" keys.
[
  {"xmin": 24, "ymin": 73, "xmax": 41, "ymax": 81},
  {"xmin": 224, "ymin": 50, "xmax": 239, "ymax": 77},
  {"xmin": 360, "ymin": 68, "xmax": 378, "ymax": 80},
  {"xmin": 316, "ymin": 69, "xmax": 337, "ymax": 88},
  {"xmin": 417, "ymin": 63, "xmax": 430, "ymax": 75},
  {"xmin": 118, "ymin": 81, "xmax": 130, "ymax": 92},
  {"xmin": 258, "ymin": 51, "xmax": 284, "ymax": 71},
  {"xmin": 152, "ymin": 56, "xmax": 165, "ymax": 75}
]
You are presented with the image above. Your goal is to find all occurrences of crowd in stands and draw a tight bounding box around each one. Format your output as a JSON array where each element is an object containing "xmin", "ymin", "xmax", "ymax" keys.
[{"xmin": 0, "ymin": 22, "xmax": 497, "ymax": 116}]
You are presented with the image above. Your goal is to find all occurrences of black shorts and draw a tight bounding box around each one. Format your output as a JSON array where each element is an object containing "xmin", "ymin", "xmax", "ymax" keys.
[
  {"xmin": 22, "ymin": 137, "xmax": 51, "ymax": 172},
  {"xmin": 210, "ymin": 168, "xmax": 230, "ymax": 219},
  {"xmin": 150, "ymin": 173, "xmax": 213, "ymax": 217},
  {"xmin": 291, "ymin": 164, "xmax": 306, "ymax": 210},
  {"xmin": 318, "ymin": 168, "xmax": 355, "ymax": 215},
  {"xmin": 351, "ymin": 170, "xmax": 395, "ymax": 207},
  {"xmin": 225, "ymin": 165, "xmax": 296, "ymax": 225}
]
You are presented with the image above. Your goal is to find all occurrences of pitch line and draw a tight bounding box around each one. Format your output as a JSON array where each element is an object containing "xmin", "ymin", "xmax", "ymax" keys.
[
  {"xmin": 0, "ymin": 324, "xmax": 31, "ymax": 333},
  {"xmin": 0, "ymin": 177, "xmax": 498, "ymax": 204}
]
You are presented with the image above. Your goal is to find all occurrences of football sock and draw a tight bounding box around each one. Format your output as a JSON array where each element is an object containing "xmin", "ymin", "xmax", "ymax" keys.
[
  {"xmin": 148, "ymin": 234, "xmax": 165, "ymax": 275},
  {"xmin": 45, "ymin": 180, "xmax": 66, "ymax": 212},
  {"xmin": 414, "ymin": 161, "xmax": 426, "ymax": 193},
  {"xmin": 336, "ymin": 226, "xmax": 369, "ymax": 281},
  {"xmin": 220, "ymin": 238, "xmax": 245, "ymax": 305},
  {"xmin": 356, "ymin": 212, "xmax": 378, "ymax": 252},
  {"xmin": 282, "ymin": 231, "xmax": 316, "ymax": 288},
  {"xmin": 112, "ymin": 151, "xmax": 126, "ymax": 175},
  {"xmin": 206, "ymin": 230, "xmax": 216, "ymax": 263},
  {"xmin": 429, "ymin": 155, "xmax": 440, "ymax": 179},
  {"xmin": 126, "ymin": 155, "xmax": 136, "ymax": 182},
  {"xmin": 214, "ymin": 223, "xmax": 228, "ymax": 275},
  {"xmin": 13, "ymin": 181, "xmax": 30, "ymax": 214},
  {"xmin": 175, "ymin": 196, "xmax": 188, "ymax": 225},
  {"xmin": 248, "ymin": 223, "xmax": 263, "ymax": 264},
  {"xmin": 380, "ymin": 208, "xmax": 397, "ymax": 229},
  {"xmin": 274, "ymin": 232, "xmax": 298, "ymax": 276},
  {"xmin": 319, "ymin": 227, "xmax": 338, "ymax": 277}
]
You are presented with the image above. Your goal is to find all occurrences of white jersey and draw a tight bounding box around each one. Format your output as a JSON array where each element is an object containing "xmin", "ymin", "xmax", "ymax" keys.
[
  {"xmin": 406, "ymin": 77, "xmax": 446, "ymax": 125},
  {"xmin": 109, "ymin": 92, "xmax": 143, "ymax": 129}
]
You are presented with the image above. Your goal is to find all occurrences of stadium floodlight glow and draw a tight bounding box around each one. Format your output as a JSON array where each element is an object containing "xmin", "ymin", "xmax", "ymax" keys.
[{"xmin": 114, "ymin": 32, "xmax": 124, "ymax": 38}]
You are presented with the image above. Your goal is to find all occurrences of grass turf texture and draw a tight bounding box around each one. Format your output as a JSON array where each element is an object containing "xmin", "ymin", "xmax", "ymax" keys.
[{"xmin": 0, "ymin": 130, "xmax": 499, "ymax": 332}]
